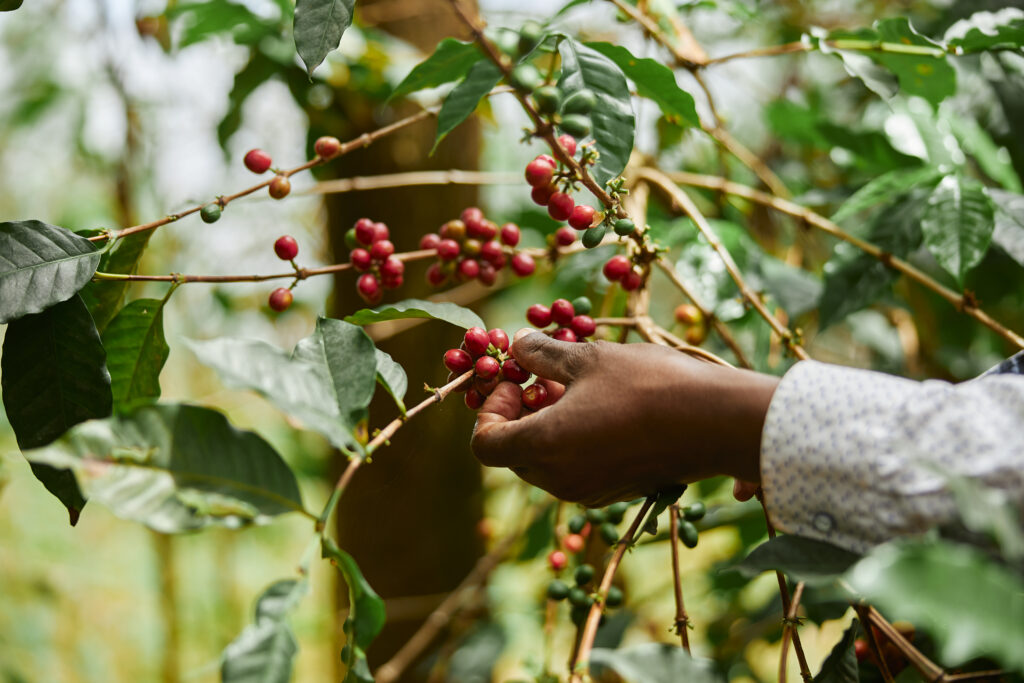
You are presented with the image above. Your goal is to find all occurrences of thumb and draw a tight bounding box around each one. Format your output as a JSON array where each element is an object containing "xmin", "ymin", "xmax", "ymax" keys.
[{"xmin": 511, "ymin": 328, "xmax": 593, "ymax": 385}]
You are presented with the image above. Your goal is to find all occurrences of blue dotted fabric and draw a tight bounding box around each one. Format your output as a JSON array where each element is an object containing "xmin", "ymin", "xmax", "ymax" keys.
[{"xmin": 760, "ymin": 356, "xmax": 1024, "ymax": 553}]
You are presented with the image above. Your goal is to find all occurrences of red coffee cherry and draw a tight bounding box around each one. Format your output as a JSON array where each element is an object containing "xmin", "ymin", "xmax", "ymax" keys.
[
  {"xmin": 480, "ymin": 240, "xmax": 504, "ymax": 265},
  {"xmin": 526, "ymin": 303, "xmax": 552, "ymax": 328},
  {"xmin": 381, "ymin": 273, "xmax": 403, "ymax": 290},
  {"xmin": 244, "ymin": 149, "xmax": 272, "ymax": 174},
  {"xmin": 457, "ymin": 258, "xmax": 480, "ymax": 280},
  {"xmin": 547, "ymin": 192, "xmax": 575, "ymax": 221},
  {"xmin": 557, "ymin": 134, "xmax": 577, "ymax": 157},
  {"xmin": 523, "ymin": 383, "xmax": 549, "ymax": 410},
  {"xmin": 551, "ymin": 299, "xmax": 575, "ymax": 326},
  {"xmin": 437, "ymin": 239, "xmax": 461, "ymax": 261},
  {"xmin": 354, "ymin": 218, "xmax": 376, "ymax": 246},
  {"xmin": 370, "ymin": 239, "xmax": 394, "ymax": 262},
  {"xmin": 568, "ymin": 205, "xmax": 596, "ymax": 231},
  {"xmin": 464, "ymin": 327, "xmax": 490, "ymax": 357},
  {"xmin": 474, "ymin": 374, "xmax": 500, "ymax": 395},
  {"xmin": 510, "ymin": 252, "xmax": 536, "ymax": 276},
  {"xmin": 268, "ymin": 175, "xmax": 291, "ymax": 199},
  {"xmin": 314, "ymin": 136, "xmax": 341, "ymax": 158},
  {"xmin": 372, "ymin": 222, "xmax": 389, "ymax": 243},
  {"xmin": 444, "ymin": 348, "xmax": 474, "ymax": 374},
  {"xmin": 531, "ymin": 184, "xmax": 556, "ymax": 206},
  {"xmin": 621, "ymin": 270, "xmax": 643, "ymax": 291},
  {"xmin": 426, "ymin": 263, "xmax": 446, "ymax": 286},
  {"xmin": 854, "ymin": 640, "xmax": 869, "ymax": 663},
  {"xmin": 563, "ymin": 533, "xmax": 585, "ymax": 553},
  {"xmin": 350, "ymin": 248, "xmax": 372, "ymax": 272},
  {"xmin": 488, "ymin": 328, "xmax": 510, "ymax": 353},
  {"xmin": 274, "ymin": 235, "xmax": 299, "ymax": 261},
  {"xmin": 537, "ymin": 154, "xmax": 557, "ymax": 166},
  {"xmin": 473, "ymin": 219, "xmax": 498, "ymax": 242},
  {"xmin": 357, "ymin": 273, "xmax": 381, "ymax": 303},
  {"xmin": 475, "ymin": 355, "xmax": 500, "ymax": 380},
  {"xmin": 525, "ymin": 156, "xmax": 556, "ymax": 187},
  {"xmin": 501, "ymin": 358, "xmax": 531, "ymax": 384},
  {"xmin": 552, "ymin": 327, "xmax": 577, "ymax": 343},
  {"xmin": 268, "ymin": 287, "xmax": 293, "ymax": 312},
  {"xmin": 380, "ymin": 257, "xmax": 404, "ymax": 279},
  {"xmin": 500, "ymin": 223, "xmax": 521, "ymax": 247},
  {"xmin": 555, "ymin": 226, "xmax": 576, "ymax": 247},
  {"xmin": 464, "ymin": 389, "xmax": 486, "ymax": 410},
  {"xmin": 478, "ymin": 262, "xmax": 497, "ymax": 286},
  {"xmin": 602, "ymin": 255, "xmax": 631, "ymax": 281},
  {"xmin": 547, "ymin": 550, "xmax": 567, "ymax": 571},
  {"xmin": 420, "ymin": 232, "xmax": 441, "ymax": 250},
  {"xmin": 461, "ymin": 207, "xmax": 484, "ymax": 226},
  {"xmin": 571, "ymin": 315, "xmax": 596, "ymax": 338}
]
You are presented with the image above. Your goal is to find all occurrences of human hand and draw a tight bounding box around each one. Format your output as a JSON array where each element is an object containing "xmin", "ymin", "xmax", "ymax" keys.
[{"xmin": 471, "ymin": 331, "xmax": 779, "ymax": 507}]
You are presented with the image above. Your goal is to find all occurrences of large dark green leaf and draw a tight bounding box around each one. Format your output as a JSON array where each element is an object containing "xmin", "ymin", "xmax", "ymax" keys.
[
  {"xmin": 222, "ymin": 578, "xmax": 308, "ymax": 683},
  {"xmin": 756, "ymin": 255, "xmax": 823, "ymax": 318},
  {"xmin": 831, "ymin": 166, "xmax": 943, "ymax": 225},
  {"xmin": 1, "ymin": 294, "xmax": 111, "ymax": 522},
  {"xmin": 990, "ymin": 189, "xmax": 1024, "ymax": 267},
  {"xmin": 374, "ymin": 349, "xmax": 407, "ymax": 415},
  {"xmin": 812, "ymin": 619, "xmax": 859, "ymax": 683},
  {"xmin": 731, "ymin": 535, "xmax": 861, "ymax": 586},
  {"xmin": 920, "ymin": 175, "xmax": 995, "ymax": 284},
  {"xmin": 585, "ymin": 42, "xmax": 700, "ymax": 128},
  {"xmin": 322, "ymin": 539, "xmax": 385, "ymax": 683},
  {"xmin": 218, "ymin": 52, "xmax": 281, "ymax": 150},
  {"xmin": 557, "ymin": 38, "xmax": 636, "ymax": 187},
  {"xmin": 343, "ymin": 298, "xmax": 485, "ymax": 329},
  {"xmin": 81, "ymin": 231, "xmax": 154, "ymax": 334},
  {"xmin": 432, "ymin": 60, "xmax": 503, "ymax": 153},
  {"xmin": 23, "ymin": 403, "xmax": 306, "ymax": 532},
  {"xmin": 845, "ymin": 541, "xmax": 1024, "ymax": 673},
  {"xmin": 0, "ymin": 0, "xmax": 23, "ymax": 10},
  {"xmin": 102, "ymin": 298, "xmax": 169, "ymax": 411},
  {"xmin": 0, "ymin": 220, "xmax": 101, "ymax": 324},
  {"xmin": 293, "ymin": 0, "xmax": 355, "ymax": 76},
  {"xmin": 388, "ymin": 39, "xmax": 483, "ymax": 103},
  {"xmin": 165, "ymin": 0, "xmax": 275, "ymax": 48},
  {"xmin": 292, "ymin": 318, "xmax": 378, "ymax": 430},
  {"xmin": 946, "ymin": 9, "xmax": 1024, "ymax": 54},
  {"xmin": 590, "ymin": 644, "xmax": 723, "ymax": 683}
]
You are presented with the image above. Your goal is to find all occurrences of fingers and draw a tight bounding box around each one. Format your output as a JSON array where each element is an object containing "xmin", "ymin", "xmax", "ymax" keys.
[
  {"xmin": 510, "ymin": 329, "xmax": 595, "ymax": 385},
  {"xmin": 472, "ymin": 382, "xmax": 534, "ymax": 467}
]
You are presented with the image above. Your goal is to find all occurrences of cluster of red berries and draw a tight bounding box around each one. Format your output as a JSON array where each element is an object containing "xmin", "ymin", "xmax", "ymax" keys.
[
  {"xmin": 525, "ymin": 296, "xmax": 596, "ymax": 343},
  {"xmin": 421, "ymin": 208, "xmax": 535, "ymax": 288},
  {"xmin": 243, "ymin": 136, "xmax": 341, "ymax": 202},
  {"xmin": 443, "ymin": 326, "xmax": 532, "ymax": 409},
  {"xmin": 601, "ymin": 254, "xmax": 644, "ymax": 291},
  {"xmin": 524, "ymin": 135, "xmax": 595, "ymax": 226},
  {"xmin": 268, "ymin": 235, "xmax": 300, "ymax": 312},
  {"xmin": 344, "ymin": 218, "xmax": 402, "ymax": 305}
]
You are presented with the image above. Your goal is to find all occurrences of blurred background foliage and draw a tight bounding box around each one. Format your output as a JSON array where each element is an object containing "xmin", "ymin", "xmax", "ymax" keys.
[{"xmin": 1, "ymin": 0, "xmax": 1023, "ymax": 681}]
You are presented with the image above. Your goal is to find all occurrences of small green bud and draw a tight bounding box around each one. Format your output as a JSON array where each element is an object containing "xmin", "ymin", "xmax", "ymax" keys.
[
  {"xmin": 200, "ymin": 203, "xmax": 222, "ymax": 224},
  {"xmin": 613, "ymin": 218, "xmax": 635, "ymax": 236}
]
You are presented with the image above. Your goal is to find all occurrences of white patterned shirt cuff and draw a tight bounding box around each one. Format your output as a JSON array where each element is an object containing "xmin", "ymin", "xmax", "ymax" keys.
[{"xmin": 759, "ymin": 360, "xmax": 1024, "ymax": 554}]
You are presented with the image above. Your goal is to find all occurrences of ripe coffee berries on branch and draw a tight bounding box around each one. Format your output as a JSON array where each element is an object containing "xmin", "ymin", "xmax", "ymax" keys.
[
  {"xmin": 464, "ymin": 327, "xmax": 490, "ymax": 357},
  {"xmin": 357, "ymin": 273, "xmax": 381, "ymax": 304},
  {"xmin": 268, "ymin": 175, "xmax": 291, "ymax": 199},
  {"xmin": 500, "ymin": 223, "xmax": 521, "ymax": 247},
  {"xmin": 475, "ymin": 356, "xmax": 500, "ymax": 380},
  {"xmin": 571, "ymin": 315, "xmax": 596, "ymax": 338},
  {"xmin": 569, "ymin": 204, "xmax": 596, "ymax": 230},
  {"xmin": 436, "ymin": 239, "xmax": 461, "ymax": 261},
  {"xmin": 500, "ymin": 358, "xmax": 530, "ymax": 384},
  {"xmin": 525, "ymin": 156, "xmax": 556, "ymax": 187},
  {"xmin": 531, "ymin": 184, "xmax": 556, "ymax": 206},
  {"xmin": 444, "ymin": 348, "xmax": 473, "ymax": 374},
  {"xmin": 510, "ymin": 252, "xmax": 536, "ymax": 277},
  {"xmin": 244, "ymin": 149, "xmax": 272, "ymax": 174},
  {"xmin": 268, "ymin": 287, "xmax": 293, "ymax": 312},
  {"xmin": 354, "ymin": 218, "xmax": 377, "ymax": 246},
  {"xmin": 370, "ymin": 239, "xmax": 394, "ymax": 261},
  {"xmin": 350, "ymin": 248, "xmax": 372, "ymax": 272},
  {"xmin": 557, "ymin": 134, "xmax": 577, "ymax": 157},
  {"xmin": 602, "ymin": 255, "xmax": 631, "ymax": 281},
  {"xmin": 488, "ymin": 328, "xmax": 510, "ymax": 353},
  {"xmin": 555, "ymin": 227, "xmax": 576, "ymax": 247},
  {"xmin": 552, "ymin": 327, "xmax": 577, "ymax": 342},
  {"xmin": 420, "ymin": 233, "xmax": 441, "ymax": 250},
  {"xmin": 314, "ymin": 135, "xmax": 341, "ymax": 159},
  {"xmin": 274, "ymin": 235, "xmax": 299, "ymax": 261},
  {"xmin": 522, "ymin": 383, "xmax": 548, "ymax": 410},
  {"xmin": 464, "ymin": 389, "xmax": 486, "ymax": 410},
  {"xmin": 621, "ymin": 270, "xmax": 644, "ymax": 291},
  {"xmin": 548, "ymin": 192, "xmax": 574, "ymax": 221},
  {"xmin": 551, "ymin": 299, "xmax": 575, "ymax": 326},
  {"xmin": 526, "ymin": 304, "xmax": 552, "ymax": 328}
]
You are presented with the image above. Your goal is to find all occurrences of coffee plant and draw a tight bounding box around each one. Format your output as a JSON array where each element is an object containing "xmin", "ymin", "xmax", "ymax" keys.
[{"xmin": 1, "ymin": 0, "xmax": 1023, "ymax": 681}]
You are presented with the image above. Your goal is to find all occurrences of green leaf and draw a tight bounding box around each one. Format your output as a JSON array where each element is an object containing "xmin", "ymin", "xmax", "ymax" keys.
[
  {"xmin": 812, "ymin": 619, "xmax": 859, "ymax": 683},
  {"xmin": 731, "ymin": 535, "xmax": 861, "ymax": 586},
  {"xmin": 293, "ymin": 0, "xmax": 355, "ymax": 76},
  {"xmin": 553, "ymin": 0, "xmax": 591, "ymax": 19},
  {"xmin": 920, "ymin": 175, "xmax": 995, "ymax": 284},
  {"xmin": 222, "ymin": 578, "xmax": 308, "ymax": 683},
  {"xmin": 756, "ymin": 255, "xmax": 823, "ymax": 318},
  {"xmin": 990, "ymin": 189, "xmax": 1024, "ymax": 267},
  {"xmin": 23, "ymin": 403, "xmax": 306, "ymax": 532},
  {"xmin": 80, "ymin": 231, "xmax": 154, "ymax": 334},
  {"xmin": 374, "ymin": 349, "xmax": 407, "ymax": 415},
  {"xmin": 845, "ymin": 540, "xmax": 1024, "ymax": 673},
  {"xmin": 165, "ymin": 0, "xmax": 274, "ymax": 49},
  {"xmin": 0, "ymin": 0, "xmax": 23, "ymax": 10},
  {"xmin": 831, "ymin": 166, "xmax": 943, "ymax": 225},
  {"xmin": 943, "ymin": 473, "xmax": 1024, "ymax": 562},
  {"xmin": 557, "ymin": 38, "xmax": 636, "ymax": 187},
  {"xmin": 946, "ymin": 115, "xmax": 1023, "ymax": 193},
  {"xmin": 322, "ymin": 539, "xmax": 385, "ymax": 682},
  {"xmin": 102, "ymin": 298, "xmax": 170, "ymax": 411},
  {"xmin": 432, "ymin": 60, "xmax": 503, "ymax": 154},
  {"xmin": 389, "ymin": 39, "xmax": 483, "ymax": 103},
  {"xmin": 0, "ymin": 220, "xmax": 101, "ymax": 324},
  {"xmin": 590, "ymin": 644, "xmax": 724, "ymax": 683},
  {"xmin": 217, "ymin": 52, "xmax": 281, "ymax": 150},
  {"xmin": 1, "ymin": 294, "xmax": 111, "ymax": 523},
  {"xmin": 343, "ymin": 298, "xmax": 485, "ymax": 330},
  {"xmin": 585, "ymin": 42, "xmax": 700, "ymax": 128},
  {"xmin": 946, "ymin": 8, "xmax": 1024, "ymax": 54}
]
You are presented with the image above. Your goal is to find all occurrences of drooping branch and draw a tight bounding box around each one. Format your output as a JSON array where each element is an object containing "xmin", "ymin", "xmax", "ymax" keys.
[
  {"xmin": 778, "ymin": 581, "xmax": 806, "ymax": 683},
  {"xmin": 703, "ymin": 38, "xmax": 950, "ymax": 67},
  {"xmin": 668, "ymin": 504, "xmax": 692, "ymax": 651},
  {"xmin": 306, "ymin": 170, "xmax": 521, "ymax": 196}
]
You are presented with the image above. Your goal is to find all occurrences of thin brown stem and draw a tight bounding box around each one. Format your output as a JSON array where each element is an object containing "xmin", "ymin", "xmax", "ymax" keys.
[
  {"xmin": 306, "ymin": 170, "xmax": 520, "ymax": 195},
  {"xmin": 704, "ymin": 38, "xmax": 949, "ymax": 67},
  {"xmin": 607, "ymin": 0, "xmax": 704, "ymax": 69},
  {"xmin": 667, "ymin": 171, "xmax": 1024, "ymax": 350},
  {"xmin": 668, "ymin": 504, "xmax": 691, "ymax": 651},
  {"xmin": 704, "ymin": 124, "xmax": 790, "ymax": 198},
  {"xmin": 640, "ymin": 168, "xmax": 810, "ymax": 360},
  {"xmin": 864, "ymin": 605, "xmax": 944, "ymax": 682},
  {"xmin": 778, "ymin": 581, "xmax": 806, "ymax": 683},
  {"xmin": 854, "ymin": 603, "xmax": 895, "ymax": 683},
  {"xmin": 570, "ymin": 498, "xmax": 657, "ymax": 682},
  {"xmin": 705, "ymin": 41, "xmax": 812, "ymax": 66},
  {"xmin": 652, "ymin": 323, "xmax": 733, "ymax": 367}
]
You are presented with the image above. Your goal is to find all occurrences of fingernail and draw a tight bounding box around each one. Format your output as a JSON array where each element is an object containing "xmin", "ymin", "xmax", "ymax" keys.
[{"xmin": 513, "ymin": 327, "xmax": 538, "ymax": 342}]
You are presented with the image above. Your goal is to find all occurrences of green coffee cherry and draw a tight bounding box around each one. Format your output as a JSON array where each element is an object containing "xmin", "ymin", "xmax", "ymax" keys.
[
  {"xmin": 582, "ymin": 223, "xmax": 606, "ymax": 249},
  {"xmin": 605, "ymin": 586, "xmax": 623, "ymax": 608},
  {"xmin": 493, "ymin": 29, "xmax": 520, "ymax": 57},
  {"xmin": 613, "ymin": 218, "xmax": 635, "ymax": 236},
  {"xmin": 605, "ymin": 502, "xmax": 627, "ymax": 524},
  {"xmin": 567, "ymin": 513, "xmax": 587, "ymax": 534},
  {"xmin": 600, "ymin": 522, "xmax": 619, "ymax": 545},
  {"xmin": 683, "ymin": 502, "xmax": 706, "ymax": 522},
  {"xmin": 344, "ymin": 228, "xmax": 359, "ymax": 250},
  {"xmin": 547, "ymin": 579, "xmax": 570, "ymax": 601},
  {"xmin": 532, "ymin": 85, "xmax": 561, "ymax": 115},
  {"xmin": 559, "ymin": 113, "xmax": 591, "ymax": 139},
  {"xmin": 509, "ymin": 63, "xmax": 544, "ymax": 92},
  {"xmin": 678, "ymin": 520, "xmax": 699, "ymax": 548},
  {"xmin": 562, "ymin": 88, "xmax": 597, "ymax": 115},
  {"xmin": 570, "ymin": 604, "xmax": 589, "ymax": 626},
  {"xmin": 585, "ymin": 508, "xmax": 605, "ymax": 524},
  {"xmin": 568, "ymin": 587, "xmax": 590, "ymax": 607},
  {"xmin": 571, "ymin": 296, "xmax": 592, "ymax": 315},
  {"xmin": 574, "ymin": 564, "xmax": 595, "ymax": 586},
  {"xmin": 518, "ymin": 20, "xmax": 544, "ymax": 55},
  {"xmin": 200, "ymin": 203, "xmax": 222, "ymax": 224}
]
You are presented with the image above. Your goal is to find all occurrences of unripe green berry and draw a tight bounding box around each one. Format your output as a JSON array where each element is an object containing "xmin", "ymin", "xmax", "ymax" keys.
[
  {"xmin": 559, "ymin": 113, "xmax": 592, "ymax": 139},
  {"xmin": 678, "ymin": 520, "xmax": 699, "ymax": 548},
  {"xmin": 613, "ymin": 218, "xmax": 636, "ymax": 236},
  {"xmin": 570, "ymin": 605, "xmax": 589, "ymax": 626},
  {"xmin": 574, "ymin": 564, "xmax": 595, "ymax": 586},
  {"xmin": 683, "ymin": 501, "xmax": 706, "ymax": 522},
  {"xmin": 605, "ymin": 586, "xmax": 624, "ymax": 608},
  {"xmin": 585, "ymin": 508, "xmax": 605, "ymax": 524},
  {"xmin": 571, "ymin": 296, "xmax": 592, "ymax": 316},
  {"xmin": 532, "ymin": 85, "xmax": 561, "ymax": 115},
  {"xmin": 605, "ymin": 502, "xmax": 627, "ymax": 524},
  {"xmin": 344, "ymin": 228, "xmax": 359, "ymax": 250},
  {"xmin": 547, "ymin": 579, "xmax": 570, "ymax": 601},
  {"xmin": 562, "ymin": 89, "xmax": 597, "ymax": 115},
  {"xmin": 509, "ymin": 63, "xmax": 544, "ymax": 92},
  {"xmin": 200, "ymin": 203, "xmax": 222, "ymax": 224},
  {"xmin": 582, "ymin": 223, "xmax": 606, "ymax": 249},
  {"xmin": 600, "ymin": 522, "xmax": 619, "ymax": 545},
  {"xmin": 568, "ymin": 587, "xmax": 590, "ymax": 607},
  {"xmin": 518, "ymin": 20, "xmax": 544, "ymax": 55},
  {"xmin": 567, "ymin": 514, "xmax": 587, "ymax": 535}
]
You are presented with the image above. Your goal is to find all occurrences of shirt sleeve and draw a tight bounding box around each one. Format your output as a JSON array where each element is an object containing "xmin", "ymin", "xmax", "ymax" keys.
[{"xmin": 759, "ymin": 360, "xmax": 1024, "ymax": 554}]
